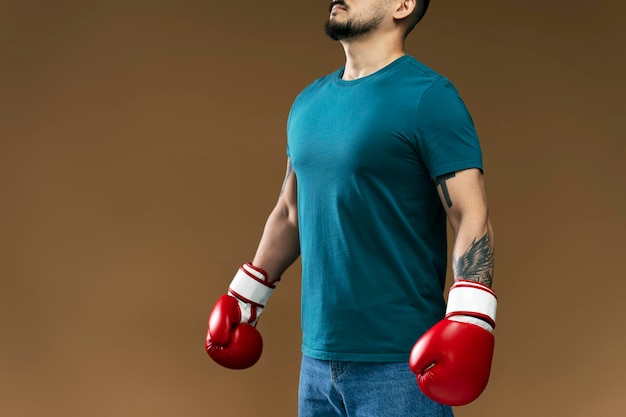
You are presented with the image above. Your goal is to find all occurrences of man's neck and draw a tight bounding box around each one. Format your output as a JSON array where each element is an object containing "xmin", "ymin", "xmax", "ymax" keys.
[{"xmin": 340, "ymin": 32, "xmax": 406, "ymax": 80}]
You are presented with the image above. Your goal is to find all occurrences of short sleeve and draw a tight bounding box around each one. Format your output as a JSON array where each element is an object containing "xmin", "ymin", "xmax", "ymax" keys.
[{"xmin": 415, "ymin": 77, "xmax": 483, "ymax": 179}]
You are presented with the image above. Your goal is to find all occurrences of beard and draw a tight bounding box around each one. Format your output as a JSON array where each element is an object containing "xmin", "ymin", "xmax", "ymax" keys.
[{"xmin": 324, "ymin": 11, "xmax": 384, "ymax": 41}]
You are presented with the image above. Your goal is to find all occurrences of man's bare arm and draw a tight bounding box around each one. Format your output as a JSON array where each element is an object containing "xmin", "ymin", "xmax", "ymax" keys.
[
  {"xmin": 251, "ymin": 158, "xmax": 300, "ymax": 282},
  {"xmin": 434, "ymin": 168, "xmax": 494, "ymax": 287}
]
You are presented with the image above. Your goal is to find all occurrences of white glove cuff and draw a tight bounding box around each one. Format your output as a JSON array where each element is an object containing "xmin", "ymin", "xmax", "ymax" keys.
[
  {"xmin": 228, "ymin": 263, "xmax": 277, "ymax": 307},
  {"xmin": 446, "ymin": 280, "xmax": 497, "ymax": 331}
]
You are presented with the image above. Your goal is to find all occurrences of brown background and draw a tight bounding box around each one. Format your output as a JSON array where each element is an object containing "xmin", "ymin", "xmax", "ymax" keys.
[{"xmin": 1, "ymin": 0, "xmax": 625, "ymax": 416}]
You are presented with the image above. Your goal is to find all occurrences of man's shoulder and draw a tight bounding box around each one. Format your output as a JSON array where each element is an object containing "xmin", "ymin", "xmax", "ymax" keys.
[
  {"xmin": 290, "ymin": 68, "xmax": 343, "ymax": 107},
  {"xmin": 400, "ymin": 55, "xmax": 447, "ymax": 83},
  {"xmin": 303, "ymin": 68, "xmax": 342, "ymax": 91}
]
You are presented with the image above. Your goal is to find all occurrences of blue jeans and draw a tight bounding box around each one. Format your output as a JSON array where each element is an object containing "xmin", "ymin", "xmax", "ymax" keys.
[{"xmin": 298, "ymin": 355, "xmax": 454, "ymax": 417}]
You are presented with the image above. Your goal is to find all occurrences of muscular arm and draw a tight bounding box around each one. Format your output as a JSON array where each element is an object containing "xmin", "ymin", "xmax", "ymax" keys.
[
  {"xmin": 251, "ymin": 158, "xmax": 300, "ymax": 283},
  {"xmin": 434, "ymin": 168, "xmax": 494, "ymax": 287}
]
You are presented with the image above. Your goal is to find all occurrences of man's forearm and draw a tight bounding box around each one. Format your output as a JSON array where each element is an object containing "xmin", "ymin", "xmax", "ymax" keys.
[
  {"xmin": 251, "ymin": 205, "xmax": 300, "ymax": 283},
  {"xmin": 451, "ymin": 219, "xmax": 494, "ymax": 287}
]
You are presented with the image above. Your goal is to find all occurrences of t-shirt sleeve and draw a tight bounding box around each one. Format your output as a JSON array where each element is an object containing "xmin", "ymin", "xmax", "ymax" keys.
[{"xmin": 415, "ymin": 77, "xmax": 483, "ymax": 179}]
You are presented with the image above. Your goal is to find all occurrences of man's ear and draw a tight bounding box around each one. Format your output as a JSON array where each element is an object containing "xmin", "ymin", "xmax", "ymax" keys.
[{"xmin": 393, "ymin": 0, "xmax": 416, "ymax": 20}]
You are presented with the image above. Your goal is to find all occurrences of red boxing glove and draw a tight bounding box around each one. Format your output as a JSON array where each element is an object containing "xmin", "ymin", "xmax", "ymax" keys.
[
  {"xmin": 409, "ymin": 280, "xmax": 497, "ymax": 406},
  {"xmin": 205, "ymin": 263, "xmax": 278, "ymax": 369}
]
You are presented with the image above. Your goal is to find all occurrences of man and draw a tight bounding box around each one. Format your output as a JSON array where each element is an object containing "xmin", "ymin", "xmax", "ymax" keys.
[{"xmin": 206, "ymin": 0, "xmax": 498, "ymax": 416}]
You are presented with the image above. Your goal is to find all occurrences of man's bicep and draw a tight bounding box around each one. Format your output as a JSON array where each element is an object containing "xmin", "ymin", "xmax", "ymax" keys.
[
  {"xmin": 433, "ymin": 168, "xmax": 488, "ymax": 229},
  {"xmin": 278, "ymin": 158, "xmax": 298, "ymax": 210},
  {"xmin": 433, "ymin": 171, "xmax": 457, "ymax": 210},
  {"xmin": 280, "ymin": 158, "xmax": 294, "ymax": 196}
]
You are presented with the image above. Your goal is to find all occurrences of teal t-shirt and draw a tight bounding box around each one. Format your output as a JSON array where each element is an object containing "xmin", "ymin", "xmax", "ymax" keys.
[{"xmin": 287, "ymin": 55, "xmax": 483, "ymax": 362}]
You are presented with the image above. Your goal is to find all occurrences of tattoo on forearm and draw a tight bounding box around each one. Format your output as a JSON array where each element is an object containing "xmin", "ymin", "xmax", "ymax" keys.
[
  {"xmin": 434, "ymin": 172, "xmax": 456, "ymax": 208},
  {"xmin": 280, "ymin": 160, "xmax": 293, "ymax": 196},
  {"xmin": 453, "ymin": 232, "xmax": 494, "ymax": 287}
]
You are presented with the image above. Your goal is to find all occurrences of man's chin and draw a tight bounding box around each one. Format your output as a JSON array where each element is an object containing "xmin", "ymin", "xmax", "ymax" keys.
[{"xmin": 325, "ymin": 21, "xmax": 350, "ymax": 41}]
